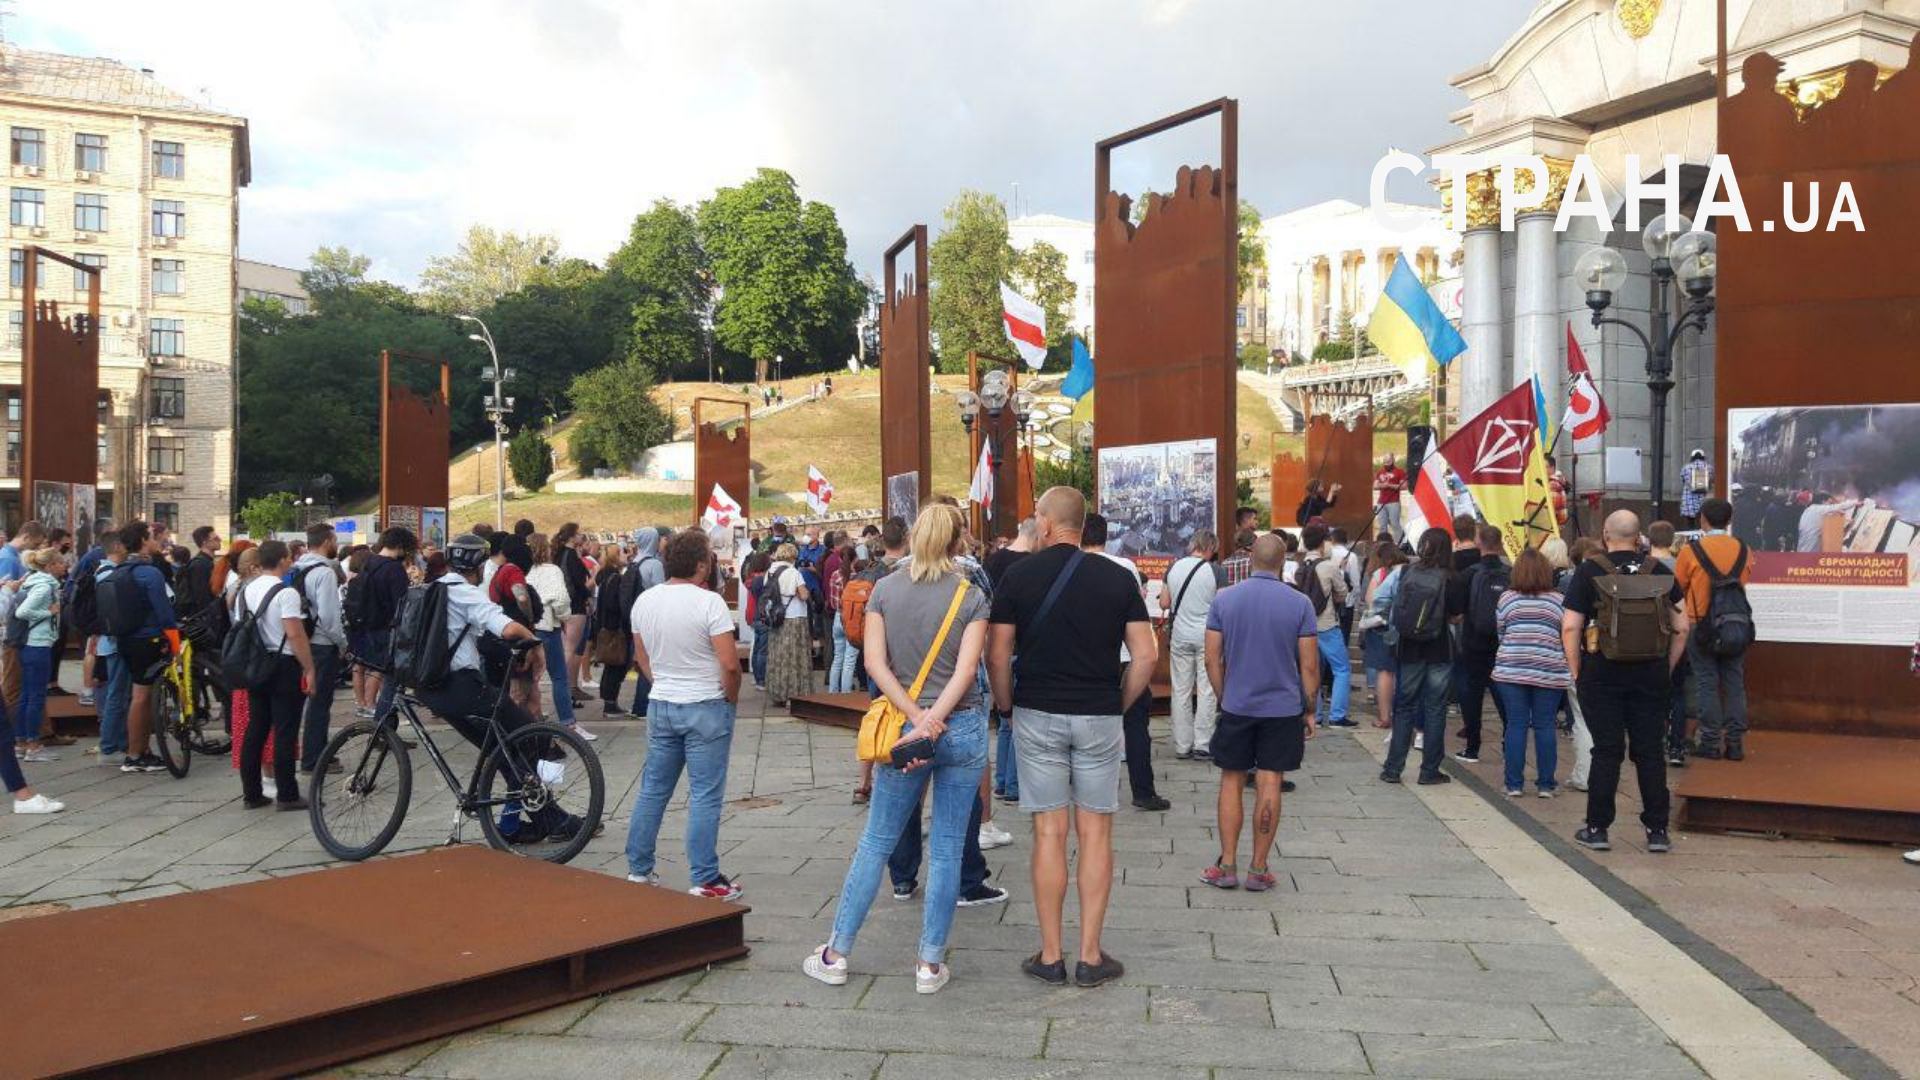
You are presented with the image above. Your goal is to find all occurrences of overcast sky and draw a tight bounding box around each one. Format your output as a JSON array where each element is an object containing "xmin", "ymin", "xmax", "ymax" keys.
[{"xmin": 20, "ymin": 0, "xmax": 1535, "ymax": 285}]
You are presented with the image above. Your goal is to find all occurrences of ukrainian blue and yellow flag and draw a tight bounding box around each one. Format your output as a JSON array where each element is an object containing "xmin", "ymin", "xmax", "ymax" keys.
[{"xmin": 1367, "ymin": 258, "xmax": 1466, "ymax": 369}]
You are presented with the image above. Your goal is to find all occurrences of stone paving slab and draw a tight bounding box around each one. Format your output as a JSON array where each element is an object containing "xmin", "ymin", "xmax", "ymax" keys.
[{"xmin": 0, "ymin": 686, "xmax": 1766, "ymax": 1079}]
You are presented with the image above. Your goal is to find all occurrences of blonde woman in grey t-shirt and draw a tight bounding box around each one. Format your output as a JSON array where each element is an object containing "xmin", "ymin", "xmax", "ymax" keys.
[{"xmin": 804, "ymin": 504, "xmax": 989, "ymax": 996}]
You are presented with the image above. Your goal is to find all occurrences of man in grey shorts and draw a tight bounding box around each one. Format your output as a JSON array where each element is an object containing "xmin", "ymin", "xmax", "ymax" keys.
[{"xmin": 988, "ymin": 487, "xmax": 1155, "ymax": 990}]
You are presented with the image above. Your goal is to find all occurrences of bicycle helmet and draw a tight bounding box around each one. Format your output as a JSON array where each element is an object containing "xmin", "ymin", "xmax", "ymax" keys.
[{"xmin": 447, "ymin": 532, "xmax": 490, "ymax": 574}]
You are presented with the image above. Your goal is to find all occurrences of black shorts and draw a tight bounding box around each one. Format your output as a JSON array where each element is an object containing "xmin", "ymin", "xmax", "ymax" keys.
[
  {"xmin": 1210, "ymin": 709, "xmax": 1305, "ymax": 773},
  {"xmin": 118, "ymin": 634, "xmax": 169, "ymax": 685}
]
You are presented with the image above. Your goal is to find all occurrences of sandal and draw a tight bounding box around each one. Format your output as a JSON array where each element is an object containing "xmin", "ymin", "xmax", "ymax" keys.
[{"xmin": 852, "ymin": 787, "xmax": 871, "ymax": 804}]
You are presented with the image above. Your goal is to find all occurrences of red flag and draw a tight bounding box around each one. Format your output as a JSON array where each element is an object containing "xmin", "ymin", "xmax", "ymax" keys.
[{"xmin": 1562, "ymin": 324, "xmax": 1611, "ymax": 453}]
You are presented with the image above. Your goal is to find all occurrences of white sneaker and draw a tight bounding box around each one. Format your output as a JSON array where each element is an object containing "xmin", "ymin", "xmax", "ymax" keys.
[
  {"xmin": 915, "ymin": 961, "xmax": 951, "ymax": 995},
  {"xmin": 572, "ymin": 723, "xmax": 599, "ymax": 743},
  {"xmin": 1413, "ymin": 732, "xmax": 1425, "ymax": 751},
  {"xmin": 1905, "ymin": 849, "xmax": 1920, "ymax": 866},
  {"xmin": 78, "ymin": 691, "xmax": 95, "ymax": 706},
  {"xmin": 21, "ymin": 748, "xmax": 59, "ymax": 763},
  {"xmin": 262, "ymin": 779, "xmax": 278, "ymax": 800},
  {"xmin": 803, "ymin": 945, "xmax": 849, "ymax": 986},
  {"xmin": 13, "ymin": 794, "xmax": 65, "ymax": 814},
  {"xmin": 626, "ymin": 872, "xmax": 660, "ymax": 885},
  {"xmin": 978, "ymin": 821, "xmax": 1014, "ymax": 850}
]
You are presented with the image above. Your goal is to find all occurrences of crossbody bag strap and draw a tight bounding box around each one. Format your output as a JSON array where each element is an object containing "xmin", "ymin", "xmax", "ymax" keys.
[
  {"xmin": 1015, "ymin": 549, "xmax": 1085, "ymax": 674},
  {"xmin": 1171, "ymin": 559, "xmax": 1200, "ymax": 622},
  {"xmin": 906, "ymin": 580, "xmax": 969, "ymax": 700},
  {"xmin": 255, "ymin": 582, "xmax": 290, "ymax": 656}
]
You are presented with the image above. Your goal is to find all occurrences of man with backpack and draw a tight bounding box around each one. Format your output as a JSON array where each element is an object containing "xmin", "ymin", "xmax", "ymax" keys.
[
  {"xmin": 179, "ymin": 526, "xmax": 221, "ymax": 621},
  {"xmin": 293, "ymin": 524, "xmax": 347, "ymax": 773},
  {"xmin": 1455, "ymin": 525, "xmax": 1511, "ymax": 764},
  {"xmin": 1673, "ymin": 498, "xmax": 1753, "ymax": 762},
  {"xmin": 84, "ymin": 532, "xmax": 130, "ymax": 762},
  {"xmin": 1298, "ymin": 523, "xmax": 1353, "ymax": 728},
  {"xmin": 350, "ymin": 527, "xmax": 415, "ymax": 722},
  {"xmin": 613, "ymin": 527, "xmax": 666, "ymax": 716},
  {"xmin": 1160, "ymin": 529, "xmax": 1220, "ymax": 757},
  {"xmin": 228, "ymin": 541, "xmax": 316, "ymax": 809},
  {"xmin": 1561, "ymin": 511, "xmax": 1691, "ymax": 855},
  {"xmin": 98, "ymin": 522, "xmax": 180, "ymax": 774},
  {"xmin": 1381, "ymin": 528, "xmax": 1463, "ymax": 785}
]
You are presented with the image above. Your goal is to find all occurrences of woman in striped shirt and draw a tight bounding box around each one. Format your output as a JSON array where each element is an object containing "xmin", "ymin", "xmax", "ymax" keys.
[{"xmin": 1492, "ymin": 547, "xmax": 1570, "ymax": 797}]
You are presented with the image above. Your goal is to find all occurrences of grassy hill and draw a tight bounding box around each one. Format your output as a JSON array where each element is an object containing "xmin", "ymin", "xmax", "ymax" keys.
[{"xmin": 439, "ymin": 370, "xmax": 1319, "ymax": 534}]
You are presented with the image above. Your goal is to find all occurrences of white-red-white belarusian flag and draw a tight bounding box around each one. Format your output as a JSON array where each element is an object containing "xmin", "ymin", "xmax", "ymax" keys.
[
  {"xmin": 1562, "ymin": 323, "xmax": 1611, "ymax": 454},
  {"xmin": 1402, "ymin": 452, "xmax": 1454, "ymax": 542},
  {"xmin": 806, "ymin": 465, "xmax": 834, "ymax": 515},
  {"xmin": 702, "ymin": 483, "xmax": 742, "ymax": 529},
  {"xmin": 968, "ymin": 443, "xmax": 995, "ymax": 516},
  {"xmin": 1000, "ymin": 283, "xmax": 1047, "ymax": 369}
]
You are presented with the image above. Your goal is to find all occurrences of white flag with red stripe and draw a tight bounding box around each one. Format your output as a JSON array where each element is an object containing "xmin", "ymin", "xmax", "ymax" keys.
[
  {"xmin": 702, "ymin": 483, "xmax": 742, "ymax": 529},
  {"xmin": 1401, "ymin": 451, "xmax": 1455, "ymax": 542},
  {"xmin": 968, "ymin": 443, "xmax": 995, "ymax": 514},
  {"xmin": 1562, "ymin": 324, "xmax": 1611, "ymax": 454},
  {"xmin": 1000, "ymin": 282, "xmax": 1048, "ymax": 369},
  {"xmin": 806, "ymin": 465, "xmax": 834, "ymax": 515}
]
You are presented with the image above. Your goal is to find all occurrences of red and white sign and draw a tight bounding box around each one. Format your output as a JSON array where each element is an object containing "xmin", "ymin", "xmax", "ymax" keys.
[
  {"xmin": 702, "ymin": 484, "xmax": 742, "ymax": 529},
  {"xmin": 1562, "ymin": 324, "xmax": 1611, "ymax": 454},
  {"xmin": 806, "ymin": 465, "xmax": 834, "ymax": 515},
  {"xmin": 1000, "ymin": 283, "xmax": 1048, "ymax": 370}
]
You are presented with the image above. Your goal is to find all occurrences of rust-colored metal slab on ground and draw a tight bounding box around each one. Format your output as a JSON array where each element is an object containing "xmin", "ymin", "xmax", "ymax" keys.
[
  {"xmin": 1, "ymin": 846, "xmax": 748, "ymax": 1080},
  {"xmin": 787, "ymin": 691, "xmax": 871, "ymax": 730},
  {"xmin": 1676, "ymin": 731, "xmax": 1920, "ymax": 844},
  {"xmin": 46, "ymin": 694, "xmax": 99, "ymax": 737}
]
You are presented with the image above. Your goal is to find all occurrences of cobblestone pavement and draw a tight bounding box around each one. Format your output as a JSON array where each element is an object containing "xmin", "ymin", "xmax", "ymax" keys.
[{"xmin": 0, "ymin": 687, "xmax": 1842, "ymax": 1079}]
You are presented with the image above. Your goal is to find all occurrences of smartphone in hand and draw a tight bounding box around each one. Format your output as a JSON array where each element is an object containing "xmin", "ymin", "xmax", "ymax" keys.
[{"xmin": 890, "ymin": 737, "xmax": 936, "ymax": 769}]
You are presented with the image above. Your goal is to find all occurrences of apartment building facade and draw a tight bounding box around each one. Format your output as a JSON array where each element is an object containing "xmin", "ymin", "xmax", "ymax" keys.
[{"xmin": 2, "ymin": 44, "xmax": 248, "ymax": 535}]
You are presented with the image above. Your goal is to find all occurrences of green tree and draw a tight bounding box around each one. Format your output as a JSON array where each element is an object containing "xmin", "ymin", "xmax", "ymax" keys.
[
  {"xmin": 928, "ymin": 189, "xmax": 1014, "ymax": 374},
  {"xmin": 507, "ymin": 428, "xmax": 554, "ymax": 492},
  {"xmin": 606, "ymin": 200, "xmax": 709, "ymax": 380},
  {"xmin": 566, "ymin": 359, "xmax": 673, "ymax": 474},
  {"xmin": 300, "ymin": 245, "xmax": 371, "ymax": 297},
  {"xmin": 418, "ymin": 225, "xmax": 561, "ymax": 314},
  {"xmin": 697, "ymin": 169, "xmax": 863, "ymax": 382},
  {"xmin": 1034, "ymin": 446, "xmax": 1095, "ymax": 504},
  {"xmin": 1238, "ymin": 199, "xmax": 1266, "ymax": 296},
  {"xmin": 1010, "ymin": 240, "xmax": 1077, "ymax": 370},
  {"xmin": 238, "ymin": 492, "xmax": 297, "ymax": 539}
]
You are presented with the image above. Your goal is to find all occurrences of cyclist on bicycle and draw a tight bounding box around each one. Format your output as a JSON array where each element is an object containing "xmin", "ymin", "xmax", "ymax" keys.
[{"xmin": 422, "ymin": 533, "xmax": 591, "ymax": 844}]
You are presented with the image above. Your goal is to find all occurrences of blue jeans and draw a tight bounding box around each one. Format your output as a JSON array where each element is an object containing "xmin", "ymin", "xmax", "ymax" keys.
[
  {"xmin": 18, "ymin": 644, "xmax": 51, "ymax": 742},
  {"xmin": 301, "ymin": 644, "xmax": 341, "ymax": 770},
  {"xmin": 750, "ymin": 626, "xmax": 769, "ymax": 686},
  {"xmin": 830, "ymin": 709, "xmax": 988, "ymax": 965},
  {"xmin": 1496, "ymin": 681, "xmax": 1562, "ymax": 792},
  {"xmin": 827, "ymin": 613, "xmax": 860, "ymax": 693},
  {"xmin": 97, "ymin": 652, "xmax": 131, "ymax": 757},
  {"xmin": 1315, "ymin": 625, "xmax": 1350, "ymax": 723},
  {"xmin": 994, "ymin": 711, "xmax": 1019, "ymax": 799},
  {"xmin": 537, "ymin": 629, "xmax": 576, "ymax": 726},
  {"xmin": 1384, "ymin": 659, "xmax": 1449, "ymax": 780},
  {"xmin": 625, "ymin": 697, "xmax": 736, "ymax": 886}
]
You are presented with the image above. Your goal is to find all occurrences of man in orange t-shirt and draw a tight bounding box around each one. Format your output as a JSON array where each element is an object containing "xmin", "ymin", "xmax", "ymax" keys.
[{"xmin": 1672, "ymin": 497, "xmax": 1751, "ymax": 760}]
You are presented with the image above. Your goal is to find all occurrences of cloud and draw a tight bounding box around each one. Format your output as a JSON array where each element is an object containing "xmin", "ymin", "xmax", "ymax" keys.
[{"xmin": 16, "ymin": 0, "xmax": 1532, "ymax": 282}]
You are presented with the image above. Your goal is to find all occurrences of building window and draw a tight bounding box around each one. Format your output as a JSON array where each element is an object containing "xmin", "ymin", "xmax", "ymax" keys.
[
  {"xmin": 97, "ymin": 433, "xmax": 107, "ymax": 467},
  {"xmin": 5, "ymin": 389, "xmax": 19, "ymax": 423},
  {"xmin": 150, "ymin": 376, "xmax": 186, "ymax": 419},
  {"xmin": 1236, "ymin": 306, "xmax": 1247, "ymax": 328},
  {"xmin": 99, "ymin": 390, "xmax": 112, "ymax": 423},
  {"xmin": 5, "ymin": 431, "xmax": 18, "ymax": 472},
  {"xmin": 151, "ymin": 199, "xmax": 185, "ymax": 238},
  {"xmin": 10, "ymin": 188, "xmax": 44, "ymax": 227},
  {"xmin": 152, "ymin": 502, "xmax": 179, "ymax": 530},
  {"xmin": 9, "ymin": 128, "xmax": 43, "ymax": 168},
  {"xmin": 9, "ymin": 248, "xmax": 52, "ymax": 289},
  {"xmin": 6, "ymin": 310, "xmax": 20, "ymax": 337},
  {"xmin": 147, "ymin": 437, "xmax": 186, "ymax": 476},
  {"xmin": 152, "ymin": 140, "xmax": 185, "ymax": 179},
  {"xmin": 74, "ymin": 133, "xmax": 108, "ymax": 173},
  {"xmin": 149, "ymin": 317, "xmax": 184, "ymax": 357},
  {"xmin": 152, "ymin": 259, "xmax": 183, "ymax": 295},
  {"xmin": 74, "ymin": 193, "xmax": 107, "ymax": 232},
  {"xmin": 74, "ymin": 254, "xmax": 105, "ymax": 291},
  {"xmin": 1083, "ymin": 250, "xmax": 1094, "ymax": 265}
]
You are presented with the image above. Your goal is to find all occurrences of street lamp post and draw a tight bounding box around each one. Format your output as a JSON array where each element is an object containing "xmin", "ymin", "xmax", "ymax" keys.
[
  {"xmin": 954, "ymin": 362, "xmax": 1034, "ymax": 540},
  {"xmin": 1574, "ymin": 215, "xmax": 1718, "ymax": 518},
  {"xmin": 457, "ymin": 314, "xmax": 510, "ymax": 531}
]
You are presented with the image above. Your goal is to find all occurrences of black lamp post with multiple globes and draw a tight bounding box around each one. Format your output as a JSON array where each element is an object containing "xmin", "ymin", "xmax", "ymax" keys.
[
  {"xmin": 1574, "ymin": 214, "xmax": 1719, "ymax": 517},
  {"xmin": 955, "ymin": 366, "xmax": 1034, "ymax": 538}
]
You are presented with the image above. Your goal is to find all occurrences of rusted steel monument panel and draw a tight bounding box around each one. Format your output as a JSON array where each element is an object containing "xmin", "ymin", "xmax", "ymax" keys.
[
  {"xmin": 1713, "ymin": 41, "xmax": 1920, "ymax": 737},
  {"xmin": 880, "ymin": 226, "xmax": 931, "ymax": 520},
  {"xmin": 691, "ymin": 397, "xmax": 751, "ymax": 528},
  {"xmin": 380, "ymin": 350, "xmax": 451, "ymax": 534},
  {"xmin": 1092, "ymin": 99, "xmax": 1239, "ymax": 553},
  {"xmin": 20, "ymin": 247, "xmax": 101, "ymax": 535}
]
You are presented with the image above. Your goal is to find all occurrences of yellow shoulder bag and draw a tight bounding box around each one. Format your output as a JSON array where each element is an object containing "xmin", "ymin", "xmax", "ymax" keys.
[{"xmin": 857, "ymin": 580, "xmax": 969, "ymax": 764}]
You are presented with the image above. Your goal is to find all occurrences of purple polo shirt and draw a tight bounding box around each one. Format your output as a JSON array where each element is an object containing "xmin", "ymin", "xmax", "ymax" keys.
[{"xmin": 1205, "ymin": 570, "xmax": 1317, "ymax": 717}]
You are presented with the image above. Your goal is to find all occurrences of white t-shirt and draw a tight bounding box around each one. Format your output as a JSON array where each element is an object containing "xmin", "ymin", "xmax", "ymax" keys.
[
  {"xmin": 632, "ymin": 582, "xmax": 735, "ymax": 704},
  {"xmin": 1164, "ymin": 554, "xmax": 1218, "ymax": 647},
  {"xmin": 238, "ymin": 574, "xmax": 303, "ymax": 653},
  {"xmin": 768, "ymin": 561, "xmax": 808, "ymax": 619},
  {"xmin": 1097, "ymin": 550, "xmax": 1144, "ymax": 662}
]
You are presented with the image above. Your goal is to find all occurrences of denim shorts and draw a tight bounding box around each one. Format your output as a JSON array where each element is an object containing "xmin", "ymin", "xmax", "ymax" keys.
[{"xmin": 1011, "ymin": 707, "xmax": 1122, "ymax": 814}]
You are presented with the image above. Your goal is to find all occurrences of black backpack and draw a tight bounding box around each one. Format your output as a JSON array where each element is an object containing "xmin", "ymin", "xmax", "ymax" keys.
[
  {"xmin": 344, "ymin": 571, "xmax": 373, "ymax": 632},
  {"xmin": 390, "ymin": 581, "xmax": 465, "ymax": 691},
  {"xmin": 95, "ymin": 563, "xmax": 153, "ymax": 637},
  {"xmin": 1465, "ymin": 560, "xmax": 1511, "ymax": 646},
  {"xmin": 1389, "ymin": 565, "xmax": 1449, "ymax": 644},
  {"xmin": 755, "ymin": 567, "xmax": 790, "ymax": 631},
  {"xmin": 1690, "ymin": 539, "xmax": 1754, "ymax": 659},
  {"xmin": 1298, "ymin": 556, "xmax": 1331, "ymax": 617},
  {"xmin": 70, "ymin": 565, "xmax": 102, "ymax": 637},
  {"xmin": 220, "ymin": 582, "xmax": 289, "ymax": 690}
]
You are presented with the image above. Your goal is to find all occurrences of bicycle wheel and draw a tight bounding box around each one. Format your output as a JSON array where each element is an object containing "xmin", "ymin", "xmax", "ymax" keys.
[
  {"xmin": 310, "ymin": 719, "xmax": 412, "ymax": 861},
  {"xmin": 474, "ymin": 722, "xmax": 605, "ymax": 864},
  {"xmin": 187, "ymin": 671, "xmax": 233, "ymax": 756},
  {"xmin": 153, "ymin": 679, "xmax": 191, "ymax": 778}
]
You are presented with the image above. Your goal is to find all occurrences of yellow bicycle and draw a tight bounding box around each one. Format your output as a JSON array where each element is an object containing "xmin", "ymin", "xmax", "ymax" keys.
[{"xmin": 150, "ymin": 619, "xmax": 233, "ymax": 778}]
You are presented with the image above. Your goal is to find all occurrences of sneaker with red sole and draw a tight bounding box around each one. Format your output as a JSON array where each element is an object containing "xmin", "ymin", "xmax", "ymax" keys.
[
  {"xmin": 1200, "ymin": 862, "xmax": 1239, "ymax": 889},
  {"xmin": 1242, "ymin": 869, "xmax": 1277, "ymax": 892},
  {"xmin": 689, "ymin": 874, "xmax": 743, "ymax": 901}
]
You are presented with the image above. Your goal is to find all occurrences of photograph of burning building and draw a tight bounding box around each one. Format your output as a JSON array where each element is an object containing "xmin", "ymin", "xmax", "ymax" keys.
[{"xmin": 1728, "ymin": 404, "xmax": 1920, "ymax": 569}]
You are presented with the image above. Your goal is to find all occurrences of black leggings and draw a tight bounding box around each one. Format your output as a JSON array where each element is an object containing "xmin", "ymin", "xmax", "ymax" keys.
[{"xmin": 243, "ymin": 656, "xmax": 304, "ymax": 803}]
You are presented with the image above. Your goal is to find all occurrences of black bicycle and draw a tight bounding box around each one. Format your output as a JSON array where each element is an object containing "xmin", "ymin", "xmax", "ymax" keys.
[{"xmin": 307, "ymin": 640, "xmax": 605, "ymax": 864}]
